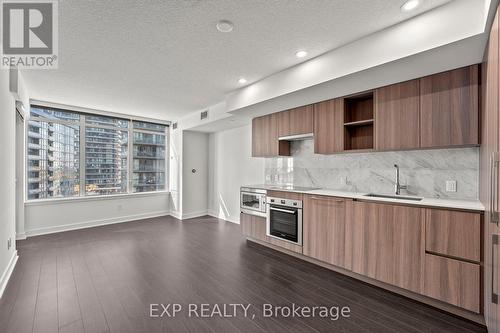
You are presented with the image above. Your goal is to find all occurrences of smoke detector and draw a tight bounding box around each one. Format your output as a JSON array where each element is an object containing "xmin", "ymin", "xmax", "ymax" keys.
[{"xmin": 216, "ymin": 20, "xmax": 234, "ymax": 33}]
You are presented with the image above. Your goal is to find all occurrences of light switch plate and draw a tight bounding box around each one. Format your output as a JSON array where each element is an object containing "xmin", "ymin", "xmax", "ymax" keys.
[{"xmin": 446, "ymin": 180, "xmax": 457, "ymax": 192}]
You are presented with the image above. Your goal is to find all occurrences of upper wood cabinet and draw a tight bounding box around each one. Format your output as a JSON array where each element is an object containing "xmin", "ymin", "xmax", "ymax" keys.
[
  {"xmin": 303, "ymin": 195, "xmax": 347, "ymax": 268},
  {"xmin": 420, "ymin": 65, "xmax": 480, "ymax": 148},
  {"xmin": 278, "ymin": 105, "xmax": 314, "ymax": 138},
  {"xmin": 375, "ymin": 80, "xmax": 420, "ymax": 150},
  {"xmin": 348, "ymin": 200, "xmax": 424, "ymax": 293},
  {"xmin": 252, "ymin": 114, "xmax": 290, "ymax": 157},
  {"xmin": 313, "ymin": 98, "xmax": 344, "ymax": 154},
  {"xmin": 252, "ymin": 64, "xmax": 480, "ymax": 156}
]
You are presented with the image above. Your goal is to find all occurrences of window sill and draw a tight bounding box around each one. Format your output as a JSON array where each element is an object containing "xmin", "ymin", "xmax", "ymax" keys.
[{"xmin": 24, "ymin": 190, "xmax": 170, "ymax": 206}]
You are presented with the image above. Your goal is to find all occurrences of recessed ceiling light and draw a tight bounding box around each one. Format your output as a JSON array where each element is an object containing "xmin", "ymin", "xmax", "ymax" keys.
[
  {"xmin": 401, "ymin": 0, "xmax": 420, "ymax": 12},
  {"xmin": 238, "ymin": 78, "xmax": 247, "ymax": 84},
  {"xmin": 295, "ymin": 50, "xmax": 308, "ymax": 58},
  {"xmin": 216, "ymin": 20, "xmax": 234, "ymax": 33}
]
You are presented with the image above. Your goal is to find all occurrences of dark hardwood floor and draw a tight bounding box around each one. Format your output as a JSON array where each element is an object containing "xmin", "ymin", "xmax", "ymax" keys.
[{"xmin": 0, "ymin": 215, "xmax": 487, "ymax": 333}]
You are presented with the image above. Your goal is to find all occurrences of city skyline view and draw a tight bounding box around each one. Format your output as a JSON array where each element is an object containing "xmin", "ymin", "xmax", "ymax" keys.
[{"xmin": 27, "ymin": 106, "xmax": 167, "ymax": 200}]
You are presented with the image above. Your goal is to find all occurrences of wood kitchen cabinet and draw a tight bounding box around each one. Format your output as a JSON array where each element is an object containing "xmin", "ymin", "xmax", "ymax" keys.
[
  {"xmin": 251, "ymin": 64, "xmax": 480, "ymax": 156},
  {"xmin": 313, "ymin": 98, "xmax": 344, "ymax": 154},
  {"xmin": 425, "ymin": 209, "xmax": 481, "ymax": 262},
  {"xmin": 482, "ymin": 5, "xmax": 500, "ymax": 331},
  {"xmin": 252, "ymin": 114, "xmax": 290, "ymax": 157},
  {"xmin": 424, "ymin": 254, "xmax": 480, "ymax": 313},
  {"xmin": 420, "ymin": 65, "xmax": 479, "ymax": 148},
  {"xmin": 375, "ymin": 80, "xmax": 420, "ymax": 150},
  {"xmin": 278, "ymin": 105, "xmax": 314, "ymax": 138},
  {"xmin": 240, "ymin": 213, "xmax": 267, "ymax": 242},
  {"xmin": 348, "ymin": 200, "xmax": 424, "ymax": 293},
  {"xmin": 303, "ymin": 195, "xmax": 347, "ymax": 268}
]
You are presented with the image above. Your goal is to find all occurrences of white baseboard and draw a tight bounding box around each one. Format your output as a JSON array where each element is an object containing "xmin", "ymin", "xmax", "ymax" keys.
[
  {"xmin": 170, "ymin": 211, "xmax": 182, "ymax": 220},
  {"xmin": 181, "ymin": 210, "xmax": 209, "ymax": 220},
  {"xmin": 0, "ymin": 251, "xmax": 18, "ymax": 299},
  {"xmin": 15, "ymin": 232, "xmax": 26, "ymax": 240},
  {"xmin": 170, "ymin": 210, "xmax": 224, "ymax": 220},
  {"xmin": 207, "ymin": 210, "xmax": 239, "ymax": 224},
  {"xmin": 25, "ymin": 210, "xmax": 170, "ymax": 238}
]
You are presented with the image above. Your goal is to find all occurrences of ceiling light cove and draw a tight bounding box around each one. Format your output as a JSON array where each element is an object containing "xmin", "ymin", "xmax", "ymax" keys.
[
  {"xmin": 401, "ymin": 0, "xmax": 420, "ymax": 12},
  {"xmin": 216, "ymin": 20, "xmax": 234, "ymax": 32},
  {"xmin": 238, "ymin": 78, "xmax": 247, "ymax": 84},
  {"xmin": 295, "ymin": 50, "xmax": 308, "ymax": 58}
]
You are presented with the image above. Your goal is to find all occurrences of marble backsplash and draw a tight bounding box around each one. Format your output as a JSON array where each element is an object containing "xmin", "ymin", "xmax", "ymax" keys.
[{"xmin": 265, "ymin": 139, "xmax": 479, "ymax": 200}]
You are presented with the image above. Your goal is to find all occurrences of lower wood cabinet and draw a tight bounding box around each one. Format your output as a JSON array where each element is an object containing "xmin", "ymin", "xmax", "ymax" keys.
[
  {"xmin": 425, "ymin": 209, "xmax": 481, "ymax": 262},
  {"xmin": 242, "ymin": 198, "xmax": 483, "ymax": 314},
  {"xmin": 240, "ymin": 213, "xmax": 267, "ymax": 242},
  {"xmin": 348, "ymin": 200, "xmax": 424, "ymax": 293},
  {"xmin": 303, "ymin": 195, "xmax": 347, "ymax": 268},
  {"xmin": 424, "ymin": 254, "xmax": 480, "ymax": 313}
]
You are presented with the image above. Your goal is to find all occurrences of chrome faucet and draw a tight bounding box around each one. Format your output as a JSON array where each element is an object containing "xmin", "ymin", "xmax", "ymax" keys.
[{"xmin": 394, "ymin": 164, "xmax": 407, "ymax": 195}]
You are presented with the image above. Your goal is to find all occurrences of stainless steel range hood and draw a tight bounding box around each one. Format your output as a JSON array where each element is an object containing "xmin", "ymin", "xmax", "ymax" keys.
[{"xmin": 278, "ymin": 133, "xmax": 313, "ymax": 141}]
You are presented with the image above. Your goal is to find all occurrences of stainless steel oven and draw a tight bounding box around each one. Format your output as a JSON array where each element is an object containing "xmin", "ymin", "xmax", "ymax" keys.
[
  {"xmin": 240, "ymin": 187, "xmax": 267, "ymax": 217},
  {"xmin": 266, "ymin": 196, "xmax": 303, "ymax": 245}
]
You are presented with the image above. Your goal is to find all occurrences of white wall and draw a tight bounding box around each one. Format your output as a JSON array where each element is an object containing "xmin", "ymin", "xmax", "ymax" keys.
[
  {"xmin": 0, "ymin": 68, "xmax": 18, "ymax": 297},
  {"xmin": 169, "ymin": 126, "xmax": 183, "ymax": 218},
  {"xmin": 182, "ymin": 131, "xmax": 209, "ymax": 218},
  {"xmin": 24, "ymin": 192, "xmax": 169, "ymax": 237},
  {"xmin": 208, "ymin": 125, "xmax": 265, "ymax": 223}
]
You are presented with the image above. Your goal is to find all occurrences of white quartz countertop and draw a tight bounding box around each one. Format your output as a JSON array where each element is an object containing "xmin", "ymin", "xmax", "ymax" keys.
[{"xmin": 243, "ymin": 185, "xmax": 485, "ymax": 212}]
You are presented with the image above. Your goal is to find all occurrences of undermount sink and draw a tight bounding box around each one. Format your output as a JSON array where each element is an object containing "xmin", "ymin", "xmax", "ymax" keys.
[{"xmin": 364, "ymin": 193, "xmax": 423, "ymax": 201}]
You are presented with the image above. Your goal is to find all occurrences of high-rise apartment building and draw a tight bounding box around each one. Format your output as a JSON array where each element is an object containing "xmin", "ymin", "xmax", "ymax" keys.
[
  {"xmin": 27, "ymin": 108, "xmax": 80, "ymax": 200},
  {"xmin": 27, "ymin": 107, "xmax": 166, "ymax": 200}
]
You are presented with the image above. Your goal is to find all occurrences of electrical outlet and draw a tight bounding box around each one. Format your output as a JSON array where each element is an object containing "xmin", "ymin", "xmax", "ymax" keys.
[
  {"xmin": 265, "ymin": 174, "xmax": 271, "ymax": 182},
  {"xmin": 7, "ymin": 238, "xmax": 11, "ymax": 250},
  {"xmin": 446, "ymin": 180, "xmax": 457, "ymax": 192},
  {"xmin": 340, "ymin": 176, "xmax": 347, "ymax": 186}
]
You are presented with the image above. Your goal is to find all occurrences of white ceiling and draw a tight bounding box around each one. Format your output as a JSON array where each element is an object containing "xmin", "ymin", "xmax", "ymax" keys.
[{"xmin": 22, "ymin": 0, "xmax": 452, "ymax": 120}]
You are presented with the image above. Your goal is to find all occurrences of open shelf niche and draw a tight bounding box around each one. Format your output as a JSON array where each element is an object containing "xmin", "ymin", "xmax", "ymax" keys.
[{"xmin": 343, "ymin": 92, "xmax": 374, "ymax": 151}]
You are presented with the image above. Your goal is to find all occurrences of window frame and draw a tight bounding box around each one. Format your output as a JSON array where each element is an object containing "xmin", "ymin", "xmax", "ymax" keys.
[{"xmin": 25, "ymin": 102, "xmax": 170, "ymax": 203}]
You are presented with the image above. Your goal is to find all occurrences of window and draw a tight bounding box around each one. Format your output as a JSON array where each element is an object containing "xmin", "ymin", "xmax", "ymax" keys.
[
  {"xmin": 132, "ymin": 121, "xmax": 166, "ymax": 192},
  {"xmin": 28, "ymin": 107, "xmax": 80, "ymax": 200},
  {"xmin": 85, "ymin": 117, "xmax": 129, "ymax": 196},
  {"xmin": 27, "ymin": 105, "xmax": 168, "ymax": 200}
]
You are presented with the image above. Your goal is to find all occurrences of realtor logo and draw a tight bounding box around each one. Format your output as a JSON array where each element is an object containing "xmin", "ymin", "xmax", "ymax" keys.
[{"xmin": 1, "ymin": 0, "xmax": 58, "ymax": 68}]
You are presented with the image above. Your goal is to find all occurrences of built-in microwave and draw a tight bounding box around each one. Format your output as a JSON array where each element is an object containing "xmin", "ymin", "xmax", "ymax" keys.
[
  {"xmin": 240, "ymin": 187, "xmax": 267, "ymax": 217},
  {"xmin": 266, "ymin": 196, "xmax": 303, "ymax": 245}
]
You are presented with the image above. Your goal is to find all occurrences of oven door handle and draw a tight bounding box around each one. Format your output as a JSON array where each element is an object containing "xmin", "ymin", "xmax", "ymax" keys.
[{"xmin": 269, "ymin": 207, "xmax": 297, "ymax": 214}]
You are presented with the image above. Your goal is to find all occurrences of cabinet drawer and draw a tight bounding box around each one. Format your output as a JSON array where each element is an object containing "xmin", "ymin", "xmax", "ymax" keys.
[
  {"xmin": 425, "ymin": 209, "xmax": 481, "ymax": 262},
  {"xmin": 240, "ymin": 213, "xmax": 267, "ymax": 242},
  {"xmin": 424, "ymin": 254, "xmax": 480, "ymax": 313}
]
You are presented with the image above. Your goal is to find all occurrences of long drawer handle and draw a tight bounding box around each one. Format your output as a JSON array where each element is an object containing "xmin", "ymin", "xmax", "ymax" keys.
[
  {"xmin": 492, "ymin": 153, "xmax": 500, "ymax": 225},
  {"xmin": 492, "ymin": 234, "xmax": 499, "ymax": 304},
  {"xmin": 310, "ymin": 197, "xmax": 344, "ymax": 203}
]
